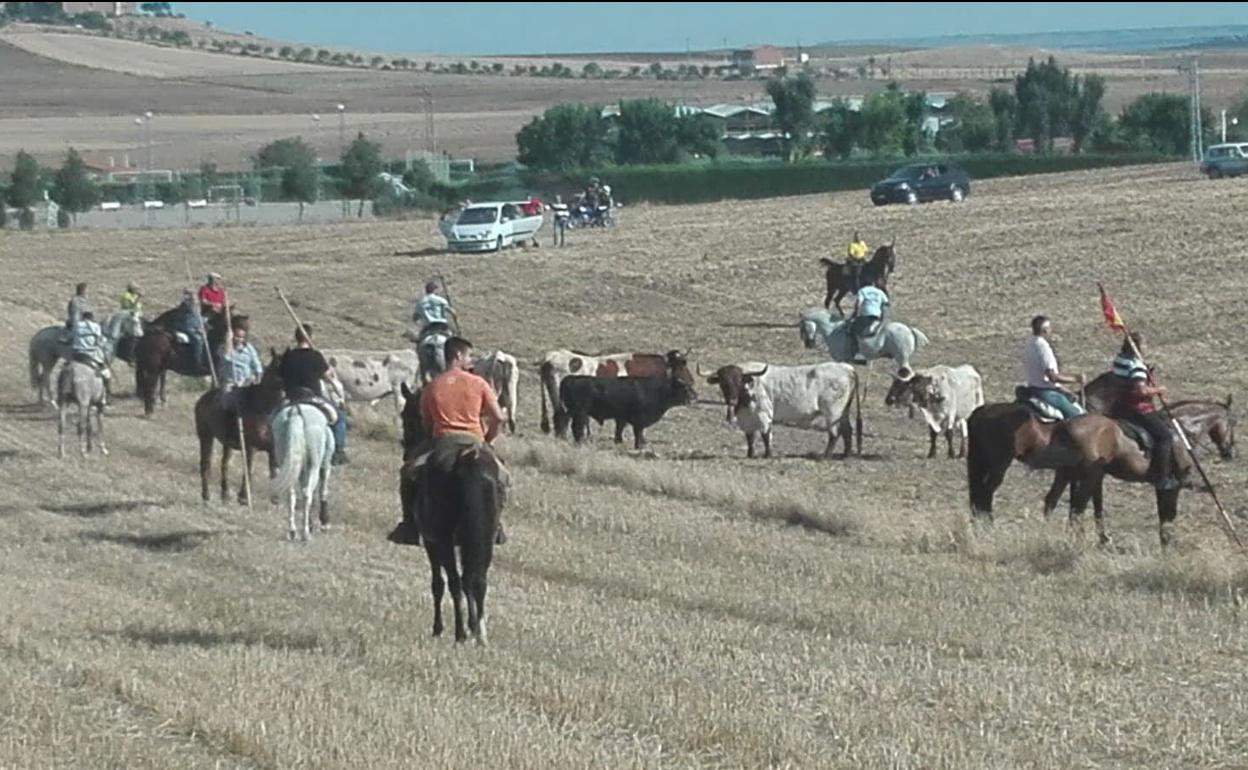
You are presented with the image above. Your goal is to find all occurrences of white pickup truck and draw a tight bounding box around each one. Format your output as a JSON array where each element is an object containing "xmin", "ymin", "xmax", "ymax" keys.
[{"xmin": 438, "ymin": 201, "xmax": 544, "ymax": 253}]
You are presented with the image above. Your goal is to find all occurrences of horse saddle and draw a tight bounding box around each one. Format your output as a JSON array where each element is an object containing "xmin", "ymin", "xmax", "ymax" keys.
[
  {"xmin": 1114, "ymin": 419, "xmax": 1155, "ymax": 454},
  {"xmin": 1015, "ymin": 387, "xmax": 1064, "ymax": 423},
  {"xmin": 285, "ymin": 387, "xmax": 338, "ymax": 425}
]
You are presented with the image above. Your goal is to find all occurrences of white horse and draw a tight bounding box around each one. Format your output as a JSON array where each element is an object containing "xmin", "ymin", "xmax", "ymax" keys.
[
  {"xmin": 267, "ymin": 403, "xmax": 335, "ymax": 541},
  {"xmin": 29, "ymin": 311, "xmax": 143, "ymax": 406},
  {"xmin": 798, "ymin": 307, "xmax": 930, "ymax": 376},
  {"xmin": 57, "ymin": 360, "xmax": 108, "ymax": 458}
]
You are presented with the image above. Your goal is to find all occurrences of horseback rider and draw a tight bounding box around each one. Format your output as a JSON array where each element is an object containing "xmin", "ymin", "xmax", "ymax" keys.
[
  {"xmin": 198, "ymin": 272, "xmax": 226, "ymax": 317},
  {"xmin": 849, "ymin": 275, "xmax": 889, "ymax": 364},
  {"xmin": 413, "ymin": 279, "xmax": 458, "ymax": 340},
  {"xmin": 119, "ymin": 282, "xmax": 143, "ymax": 316},
  {"xmin": 70, "ymin": 309, "xmax": 111, "ymax": 405},
  {"xmin": 1110, "ymin": 332, "xmax": 1179, "ymax": 490},
  {"xmin": 276, "ymin": 324, "xmax": 349, "ymax": 466},
  {"xmin": 62, "ymin": 282, "xmax": 94, "ymax": 344},
  {"xmin": 174, "ymin": 289, "xmax": 210, "ymax": 372},
  {"xmin": 845, "ymin": 231, "xmax": 869, "ymax": 292},
  {"xmin": 217, "ymin": 317, "xmax": 263, "ymax": 421},
  {"xmin": 398, "ymin": 335, "xmax": 510, "ymax": 544},
  {"xmin": 1019, "ymin": 315, "xmax": 1085, "ymax": 419}
]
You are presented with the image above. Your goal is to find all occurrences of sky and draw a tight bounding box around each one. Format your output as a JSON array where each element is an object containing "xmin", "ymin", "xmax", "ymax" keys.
[{"xmin": 180, "ymin": 2, "xmax": 1247, "ymax": 56}]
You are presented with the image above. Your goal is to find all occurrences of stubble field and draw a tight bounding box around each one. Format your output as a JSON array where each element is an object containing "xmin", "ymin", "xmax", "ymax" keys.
[{"xmin": 1, "ymin": 162, "xmax": 1247, "ymax": 769}]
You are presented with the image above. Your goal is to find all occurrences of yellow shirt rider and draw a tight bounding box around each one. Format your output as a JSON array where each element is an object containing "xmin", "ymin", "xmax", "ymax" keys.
[
  {"xmin": 119, "ymin": 282, "xmax": 142, "ymax": 315},
  {"xmin": 846, "ymin": 231, "xmax": 869, "ymax": 291}
]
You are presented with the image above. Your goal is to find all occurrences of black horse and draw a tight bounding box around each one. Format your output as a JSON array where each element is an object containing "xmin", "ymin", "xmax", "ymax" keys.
[
  {"xmin": 133, "ymin": 307, "xmax": 231, "ymax": 416},
  {"xmin": 390, "ymin": 382, "xmax": 506, "ymax": 645},
  {"xmin": 820, "ymin": 242, "xmax": 897, "ymax": 316}
]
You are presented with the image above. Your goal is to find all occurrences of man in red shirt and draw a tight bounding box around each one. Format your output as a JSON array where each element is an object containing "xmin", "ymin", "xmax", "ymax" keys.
[
  {"xmin": 396, "ymin": 336, "xmax": 509, "ymax": 545},
  {"xmin": 198, "ymin": 272, "xmax": 226, "ymax": 316},
  {"xmin": 1111, "ymin": 332, "xmax": 1178, "ymax": 489}
]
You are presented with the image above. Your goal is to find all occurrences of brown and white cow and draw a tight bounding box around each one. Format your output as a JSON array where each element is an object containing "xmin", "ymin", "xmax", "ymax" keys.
[
  {"xmin": 703, "ymin": 361, "xmax": 861, "ymax": 458},
  {"xmin": 884, "ymin": 364, "xmax": 984, "ymax": 459},
  {"xmin": 472, "ymin": 350, "xmax": 520, "ymax": 434},
  {"xmin": 538, "ymin": 349, "xmax": 693, "ymax": 437}
]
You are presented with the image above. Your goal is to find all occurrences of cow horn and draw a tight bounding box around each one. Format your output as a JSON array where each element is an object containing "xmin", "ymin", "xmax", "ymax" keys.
[{"xmin": 743, "ymin": 365, "xmax": 768, "ymax": 377}]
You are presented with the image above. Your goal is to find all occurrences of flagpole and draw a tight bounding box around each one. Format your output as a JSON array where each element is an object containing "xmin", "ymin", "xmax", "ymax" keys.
[{"xmin": 1098, "ymin": 283, "xmax": 1243, "ymax": 551}]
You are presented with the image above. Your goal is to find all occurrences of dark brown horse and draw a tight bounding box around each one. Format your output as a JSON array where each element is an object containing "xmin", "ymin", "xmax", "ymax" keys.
[
  {"xmin": 966, "ymin": 402, "xmax": 1191, "ymax": 546},
  {"xmin": 390, "ymin": 381, "xmax": 505, "ymax": 645},
  {"xmin": 134, "ymin": 309, "xmax": 230, "ymax": 416},
  {"xmin": 820, "ymin": 242, "xmax": 897, "ymax": 316},
  {"xmin": 1042, "ymin": 375, "xmax": 1233, "ymax": 512},
  {"xmin": 193, "ymin": 348, "xmax": 285, "ymax": 504}
]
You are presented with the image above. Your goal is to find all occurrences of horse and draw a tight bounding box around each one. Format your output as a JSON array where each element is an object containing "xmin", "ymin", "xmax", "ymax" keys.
[
  {"xmin": 1041, "ymin": 374, "xmax": 1233, "ymax": 512},
  {"xmin": 820, "ymin": 242, "xmax": 897, "ymax": 316},
  {"xmin": 28, "ymin": 311, "xmax": 143, "ymax": 406},
  {"xmin": 133, "ymin": 311, "xmax": 230, "ymax": 416},
  {"xmin": 57, "ymin": 360, "xmax": 108, "ymax": 458},
  {"xmin": 194, "ymin": 349, "xmax": 285, "ymax": 505},
  {"xmin": 966, "ymin": 402, "xmax": 1191, "ymax": 546},
  {"xmin": 392, "ymin": 381, "xmax": 505, "ymax": 645},
  {"xmin": 266, "ymin": 402, "xmax": 335, "ymax": 541},
  {"xmin": 798, "ymin": 307, "xmax": 929, "ymax": 377}
]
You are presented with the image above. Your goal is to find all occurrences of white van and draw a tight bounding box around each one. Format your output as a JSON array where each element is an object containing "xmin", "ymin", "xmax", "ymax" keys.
[{"xmin": 439, "ymin": 201, "xmax": 544, "ymax": 253}]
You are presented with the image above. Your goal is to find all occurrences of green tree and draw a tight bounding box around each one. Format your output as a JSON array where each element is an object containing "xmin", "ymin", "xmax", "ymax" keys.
[
  {"xmin": 936, "ymin": 93, "xmax": 995, "ymax": 153},
  {"xmin": 765, "ymin": 72, "xmax": 817, "ymax": 162},
  {"xmin": 50, "ymin": 148, "xmax": 101, "ymax": 225},
  {"xmin": 676, "ymin": 114, "xmax": 722, "ymax": 159},
  {"xmin": 582, "ymin": 62, "xmax": 601, "ymax": 78},
  {"xmin": 255, "ymin": 137, "xmax": 318, "ymax": 217},
  {"xmin": 821, "ymin": 99, "xmax": 860, "ymax": 159},
  {"xmin": 402, "ymin": 159, "xmax": 436, "ymax": 192},
  {"xmin": 339, "ymin": 132, "xmax": 383, "ymax": 217},
  {"xmin": 516, "ymin": 104, "xmax": 609, "ymax": 170},
  {"xmin": 857, "ymin": 88, "xmax": 907, "ymax": 156},
  {"xmin": 901, "ymin": 88, "xmax": 929, "ymax": 156},
  {"xmin": 1070, "ymin": 74, "xmax": 1106, "ymax": 153},
  {"xmin": 8, "ymin": 151, "xmax": 43, "ymax": 212},
  {"xmin": 1117, "ymin": 93, "xmax": 1191, "ymax": 156},
  {"xmin": 614, "ymin": 99, "xmax": 681, "ymax": 164},
  {"xmin": 988, "ymin": 88, "xmax": 1017, "ymax": 151}
]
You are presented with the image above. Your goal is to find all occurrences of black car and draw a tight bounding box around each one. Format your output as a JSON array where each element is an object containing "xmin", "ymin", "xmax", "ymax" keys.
[{"xmin": 870, "ymin": 163, "xmax": 970, "ymax": 206}]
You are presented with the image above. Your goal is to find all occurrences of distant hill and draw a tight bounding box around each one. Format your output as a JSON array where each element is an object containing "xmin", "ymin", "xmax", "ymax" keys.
[{"xmin": 819, "ymin": 24, "xmax": 1248, "ymax": 53}]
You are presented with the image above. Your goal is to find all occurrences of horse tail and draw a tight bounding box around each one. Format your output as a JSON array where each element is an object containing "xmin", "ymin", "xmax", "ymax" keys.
[
  {"xmin": 268, "ymin": 405, "xmax": 307, "ymax": 502},
  {"xmin": 910, "ymin": 326, "xmax": 930, "ymax": 350}
]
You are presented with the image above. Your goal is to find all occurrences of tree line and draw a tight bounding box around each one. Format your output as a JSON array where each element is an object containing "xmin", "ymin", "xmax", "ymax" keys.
[{"xmin": 516, "ymin": 57, "xmax": 1227, "ymax": 170}]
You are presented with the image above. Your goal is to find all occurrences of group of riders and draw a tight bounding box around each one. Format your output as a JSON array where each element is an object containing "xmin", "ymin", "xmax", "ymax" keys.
[
  {"xmin": 841, "ymin": 232, "xmax": 1178, "ymax": 491},
  {"xmin": 57, "ymin": 272, "xmax": 508, "ymax": 525}
]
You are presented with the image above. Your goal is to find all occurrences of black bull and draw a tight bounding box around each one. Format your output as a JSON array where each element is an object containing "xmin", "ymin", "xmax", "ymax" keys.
[{"xmin": 559, "ymin": 375, "xmax": 696, "ymax": 450}]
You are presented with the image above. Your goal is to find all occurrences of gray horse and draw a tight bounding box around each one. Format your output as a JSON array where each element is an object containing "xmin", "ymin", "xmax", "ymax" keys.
[
  {"xmin": 798, "ymin": 307, "xmax": 930, "ymax": 376},
  {"xmin": 28, "ymin": 311, "xmax": 142, "ymax": 406},
  {"xmin": 57, "ymin": 360, "xmax": 108, "ymax": 458},
  {"xmin": 417, "ymin": 330, "xmax": 449, "ymax": 384}
]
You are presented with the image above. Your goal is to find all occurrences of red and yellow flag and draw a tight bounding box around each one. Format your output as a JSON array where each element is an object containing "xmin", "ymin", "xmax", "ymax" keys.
[{"xmin": 1098, "ymin": 283, "xmax": 1125, "ymax": 332}]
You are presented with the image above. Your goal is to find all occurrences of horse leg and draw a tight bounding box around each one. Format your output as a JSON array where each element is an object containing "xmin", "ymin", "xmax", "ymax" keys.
[
  {"xmin": 238, "ymin": 445, "xmax": 257, "ymax": 506},
  {"xmin": 1043, "ymin": 471, "xmax": 1069, "ymax": 518},
  {"xmin": 220, "ymin": 445, "xmax": 233, "ymax": 503},
  {"xmin": 317, "ymin": 450, "xmax": 331, "ymax": 531},
  {"xmin": 57, "ymin": 402, "xmax": 66, "ymax": 459},
  {"xmin": 159, "ymin": 370, "xmax": 167, "ymax": 406},
  {"xmin": 1067, "ymin": 476, "xmax": 1090, "ymax": 542},
  {"xmin": 197, "ymin": 433, "xmax": 214, "ymax": 503},
  {"xmin": 425, "ymin": 545, "xmax": 445, "ymax": 637},
  {"xmin": 95, "ymin": 403, "xmax": 108, "ymax": 456},
  {"xmin": 439, "ymin": 542, "xmax": 467, "ymax": 642},
  {"xmin": 1156, "ymin": 487, "xmax": 1180, "ymax": 547},
  {"xmin": 77, "ymin": 401, "xmax": 89, "ymax": 456},
  {"xmin": 1092, "ymin": 474, "xmax": 1111, "ymax": 547}
]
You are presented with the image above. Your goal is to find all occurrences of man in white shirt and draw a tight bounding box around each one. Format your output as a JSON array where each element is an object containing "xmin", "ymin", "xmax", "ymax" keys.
[
  {"xmin": 1019, "ymin": 315, "xmax": 1085, "ymax": 419},
  {"xmin": 412, "ymin": 280, "xmax": 458, "ymax": 339}
]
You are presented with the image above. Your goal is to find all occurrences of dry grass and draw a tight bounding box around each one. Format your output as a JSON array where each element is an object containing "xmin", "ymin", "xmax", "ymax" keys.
[{"xmin": 2, "ymin": 163, "xmax": 1248, "ymax": 767}]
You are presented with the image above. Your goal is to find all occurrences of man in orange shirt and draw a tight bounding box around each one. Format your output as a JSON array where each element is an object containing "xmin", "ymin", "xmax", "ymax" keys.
[{"xmin": 401, "ymin": 336, "xmax": 510, "ymax": 544}]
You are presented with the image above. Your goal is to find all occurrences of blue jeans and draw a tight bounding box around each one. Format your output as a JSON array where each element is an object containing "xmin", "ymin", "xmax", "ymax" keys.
[
  {"xmin": 1032, "ymin": 388, "xmax": 1085, "ymax": 419},
  {"xmin": 332, "ymin": 413, "xmax": 347, "ymax": 453}
]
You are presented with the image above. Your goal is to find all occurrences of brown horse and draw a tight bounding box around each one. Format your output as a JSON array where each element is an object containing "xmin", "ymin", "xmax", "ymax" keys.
[
  {"xmin": 966, "ymin": 402, "xmax": 1191, "ymax": 545},
  {"xmin": 819, "ymin": 242, "xmax": 897, "ymax": 316},
  {"xmin": 1042, "ymin": 376, "xmax": 1233, "ymax": 512},
  {"xmin": 193, "ymin": 348, "xmax": 285, "ymax": 504},
  {"xmin": 134, "ymin": 310, "xmax": 230, "ymax": 416}
]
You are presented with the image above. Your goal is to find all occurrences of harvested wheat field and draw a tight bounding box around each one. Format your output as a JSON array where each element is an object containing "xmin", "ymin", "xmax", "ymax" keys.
[{"xmin": 2, "ymin": 163, "xmax": 1247, "ymax": 768}]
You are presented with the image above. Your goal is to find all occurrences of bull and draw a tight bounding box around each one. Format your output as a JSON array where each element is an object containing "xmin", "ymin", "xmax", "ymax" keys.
[
  {"xmin": 538, "ymin": 349, "xmax": 694, "ymax": 437},
  {"xmin": 558, "ymin": 373, "xmax": 696, "ymax": 450},
  {"xmin": 884, "ymin": 364, "xmax": 984, "ymax": 459}
]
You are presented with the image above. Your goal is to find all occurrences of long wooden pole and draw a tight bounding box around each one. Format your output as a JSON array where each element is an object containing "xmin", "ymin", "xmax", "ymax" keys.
[
  {"xmin": 274, "ymin": 287, "xmax": 313, "ymax": 347},
  {"xmin": 1102, "ymin": 284, "xmax": 1242, "ymax": 551}
]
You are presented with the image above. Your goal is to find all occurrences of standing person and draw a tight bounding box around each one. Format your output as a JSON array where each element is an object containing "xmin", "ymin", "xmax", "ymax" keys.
[
  {"xmin": 551, "ymin": 194, "xmax": 570, "ymax": 246},
  {"xmin": 1018, "ymin": 315, "xmax": 1085, "ymax": 419},
  {"xmin": 277, "ymin": 324, "xmax": 349, "ymax": 466},
  {"xmin": 1110, "ymin": 332, "xmax": 1178, "ymax": 489},
  {"xmin": 845, "ymin": 231, "xmax": 869, "ymax": 293}
]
